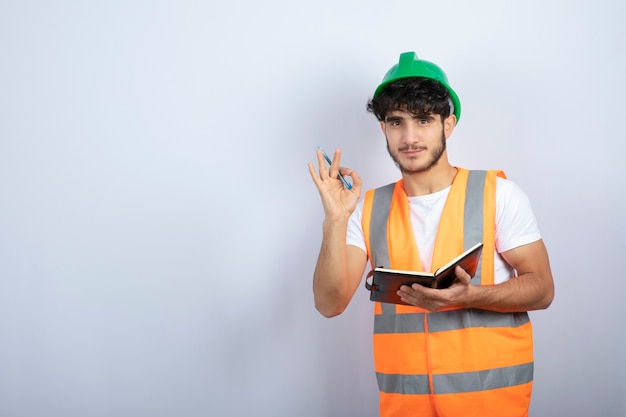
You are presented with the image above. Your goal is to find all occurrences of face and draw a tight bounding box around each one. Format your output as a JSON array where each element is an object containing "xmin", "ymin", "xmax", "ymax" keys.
[{"xmin": 381, "ymin": 110, "xmax": 455, "ymax": 174}]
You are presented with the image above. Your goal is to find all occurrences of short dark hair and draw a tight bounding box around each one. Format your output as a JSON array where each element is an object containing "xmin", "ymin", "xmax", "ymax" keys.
[{"xmin": 367, "ymin": 77, "xmax": 452, "ymax": 122}]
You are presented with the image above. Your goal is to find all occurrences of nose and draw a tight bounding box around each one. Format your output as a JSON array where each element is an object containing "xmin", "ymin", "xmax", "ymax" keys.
[{"xmin": 402, "ymin": 122, "xmax": 421, "ymax": 145}]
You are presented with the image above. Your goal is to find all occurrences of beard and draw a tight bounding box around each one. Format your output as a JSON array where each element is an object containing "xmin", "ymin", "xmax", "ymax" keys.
[{"xmin": 386, "ymin": 130, "xmax": 446, "ymax": 174}]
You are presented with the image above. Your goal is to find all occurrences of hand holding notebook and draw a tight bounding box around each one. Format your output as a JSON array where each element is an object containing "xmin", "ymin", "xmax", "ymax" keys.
[{"xmin": 365, "ymin": 243, "xmax": 483, "ymax": 305}]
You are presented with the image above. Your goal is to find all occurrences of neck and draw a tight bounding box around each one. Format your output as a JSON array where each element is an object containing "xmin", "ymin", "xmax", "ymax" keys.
[{"xmin": 401, "ymin": 162, "xmax": 458, "ymax": 197}]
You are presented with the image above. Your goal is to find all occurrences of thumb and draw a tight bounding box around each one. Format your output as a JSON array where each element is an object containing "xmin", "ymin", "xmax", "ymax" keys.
[{"xmin": 455, "ymin": 265, "xmax": 472, "ymax": 285}]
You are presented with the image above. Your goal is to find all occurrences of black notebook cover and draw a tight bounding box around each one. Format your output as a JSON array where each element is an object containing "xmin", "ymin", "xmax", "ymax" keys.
[{"xmin": 365, "ymin": 243, "xmax": 483, "ymax": 305}]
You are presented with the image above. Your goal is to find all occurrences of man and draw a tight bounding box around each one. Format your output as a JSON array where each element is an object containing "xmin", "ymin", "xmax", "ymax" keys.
[{"xmin": 308, "ymin": 52, "xmax": 554, "ymax": 417}]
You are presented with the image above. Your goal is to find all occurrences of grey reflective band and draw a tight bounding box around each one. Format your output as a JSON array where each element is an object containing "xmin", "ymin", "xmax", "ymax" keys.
[
  {"xmin": 376, "ymin": 363, "xmax": 533, "ymax": 395},
  {"xmin": 427, "ymin": 309, "xmax": 529, "ymax": 332},
  {"xmin": 464, "ymin": 170, "xmax": 486, "ymax": 285},
  {"xmin": 434, "ymin": 362, "xmax": 534, "ymax": 394},
  {"xmin": 375, "ymin": 309, "xmax": 530, "ymax": 334},
  {"xmin": 375, "ymin": 310, "xmax": 426, "ymax": 333},
  {"xmin": 379, "ymin": 301, "xmax": 396, "ymax": 320},
  {"xmin": 369, "ymin": 183, "xmax": 394, "ymax": 268},
  {"xmin": 376, "ymin": 372, "xmax": 430, "ymax": 395}
]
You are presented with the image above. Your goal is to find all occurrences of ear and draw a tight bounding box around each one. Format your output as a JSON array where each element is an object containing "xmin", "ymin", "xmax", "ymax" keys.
[
  {"xmin": 443, "ymin": 114, "xmax": 457, "ymax": 139},
  {"xmin": 379, "ymin": 120, "xmax": 386, "ymax": 134}
]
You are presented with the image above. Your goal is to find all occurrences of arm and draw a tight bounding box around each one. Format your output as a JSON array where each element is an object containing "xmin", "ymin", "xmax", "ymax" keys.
[
  {"xmin": 313, "ymin": 230, "xmax": 368, "ymax": 317},
  {"xmin": 398, "ymin": 239, "xmax": 554, "ymax": 312},
  {"xmin": 473, "ymin": 238, "xmax": 554, "ymax": 312},
  {"xmin": 308, "ymin": 149, "xmax": 368, "ymax": 317}
]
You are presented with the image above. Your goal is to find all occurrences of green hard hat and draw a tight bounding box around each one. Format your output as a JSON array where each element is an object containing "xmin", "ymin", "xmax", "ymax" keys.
[{"xmin": 374, "ymin": 52, "xmax": 461, "ymax": 122}]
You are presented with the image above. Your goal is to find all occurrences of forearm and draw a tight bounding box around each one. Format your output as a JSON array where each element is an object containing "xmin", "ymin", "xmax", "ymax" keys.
[
  {"xmin": 464, "ymin": 271, "xmax": 554, "ymax": 313},
  {"xmin": 464, "ymin": 240, "xmax": 555, "ymax": 313},
  {"xmin": 313, "ymin": 220, "xmax": 350, "ymax": 316},
  {"xmin": 313, "ymin": 219, "xmax": 359, "ymax": 317}
]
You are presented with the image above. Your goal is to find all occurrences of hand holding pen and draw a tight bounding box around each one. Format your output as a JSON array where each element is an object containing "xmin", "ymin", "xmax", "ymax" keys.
[
  {"xmin": 319, "ymin": 147, "xmax": 352, "ymax": 189},
  {"xmin": 308, "ymin": 147, "xmax": 361, "ymax": 221}
]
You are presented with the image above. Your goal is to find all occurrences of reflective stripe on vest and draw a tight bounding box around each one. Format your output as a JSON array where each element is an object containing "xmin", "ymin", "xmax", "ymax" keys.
[
  {"xmin": 378, "ymin": 362, "xmax": 533, "ymax": 395},
  {"xmin": 362, "ymin": 169, "xmax": 534, "ymax": 417}
]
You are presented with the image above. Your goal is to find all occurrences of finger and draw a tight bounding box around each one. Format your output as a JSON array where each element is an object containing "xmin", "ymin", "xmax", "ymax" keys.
[
  {"xmin": 397, "ymin": 289, "xmax": 415, "ymax": 305},
  {"xmin": 331, "ymin": 148, "xmax": 342, "ymax": 164},
  {"xmin": 308, "ymin": 162, "xmax": 323, "ymax": 187},
  {"xmin": 315, "ymin": 149, "xmax": 330, "ymax": 179},
  {"xmin": 397, "ymin": 284, "xmax": 412, "ymax": 297},
  {"xmin": 309, "ymin": 160, "xmax": 339, "ymax": 192},
  {"xmin": 327, "ymin": 148, "xmax": 342, "ymax": 178},
  {"xmin": 401, "ymin": 284, "xmax": 425, "ymax": 299},
  {"xmin": 410, "ymin": 282, "xmax": 435, "ymax": 295},
  {"xmin": 342, "ymin": 168, "xmax": 362, "ymax": 193},
  {"xmin": 398, "ymin": 287, "xmax": 436, "ymax": 310},
  {"xmin": 455, "ymin": 265, "xmax": 471, "ymax": 285}
]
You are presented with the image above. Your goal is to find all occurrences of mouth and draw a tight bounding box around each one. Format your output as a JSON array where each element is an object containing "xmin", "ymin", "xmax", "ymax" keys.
[{"xmin": 400, "ymin": 147, "xmax": 426, "ymax": 157}]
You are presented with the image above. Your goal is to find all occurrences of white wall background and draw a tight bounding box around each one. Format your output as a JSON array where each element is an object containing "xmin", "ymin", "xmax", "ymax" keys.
[{"xmin": 1, "ymin": 1, "xmax": 624, "ymax": 416}]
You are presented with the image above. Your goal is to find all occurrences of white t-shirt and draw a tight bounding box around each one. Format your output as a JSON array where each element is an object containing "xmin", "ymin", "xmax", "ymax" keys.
[{"xmin": 346, "ymin": 177, "xmax": 542, "ymax": 284}]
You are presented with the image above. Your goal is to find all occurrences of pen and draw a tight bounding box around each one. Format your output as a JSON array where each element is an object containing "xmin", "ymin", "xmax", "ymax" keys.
[{"xmin": 318, "ymin": 146, "xmax": 353, "ymax": 189}]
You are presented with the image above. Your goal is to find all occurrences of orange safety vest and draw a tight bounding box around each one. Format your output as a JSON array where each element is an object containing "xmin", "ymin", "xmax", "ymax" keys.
[{"xmin": 362, "ymin": 169, "xmax": 534, "ymax": 417}]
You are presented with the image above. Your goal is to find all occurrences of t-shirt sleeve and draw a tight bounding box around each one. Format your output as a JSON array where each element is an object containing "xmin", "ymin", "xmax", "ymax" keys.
[
  {"xmin": 346, "ymin": 199, "xmax": 367, "ymax": 253},
  {"xmin": 495, "ymin": 177, "xmax": 542, "ymax": 253}
]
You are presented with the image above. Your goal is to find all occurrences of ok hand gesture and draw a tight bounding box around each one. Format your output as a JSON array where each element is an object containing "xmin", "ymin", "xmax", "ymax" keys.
[{"xmin": 308, "ymin": 148, "xmax": 362, "ymax": 222}]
